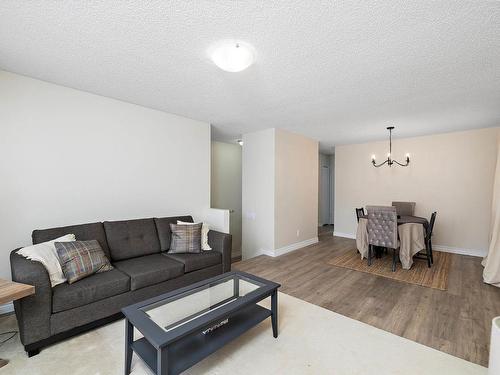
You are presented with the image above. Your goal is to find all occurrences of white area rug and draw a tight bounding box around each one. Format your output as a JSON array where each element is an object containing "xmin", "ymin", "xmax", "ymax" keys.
[{"xmin": 0, "ymin": 293, "xmax": 486, "ymax": 375}]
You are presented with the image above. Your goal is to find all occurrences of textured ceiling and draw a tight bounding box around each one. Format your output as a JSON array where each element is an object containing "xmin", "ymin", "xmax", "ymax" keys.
[{"xmin": 1, "ymin": 1, "xmax": 499, "ymax": 152}]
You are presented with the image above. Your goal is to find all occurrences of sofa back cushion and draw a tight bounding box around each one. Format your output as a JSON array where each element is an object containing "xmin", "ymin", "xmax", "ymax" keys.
[
  {"xmin": 32, "ymin": 222, "xmax": 111, "ymax": 259},
  {"xmin": 103, "ymin": 218, "xmax": 160, "ymax": 261},
  {"xmin": 154, "ymin": 216, "xmax": 194, "ymax": 251}
]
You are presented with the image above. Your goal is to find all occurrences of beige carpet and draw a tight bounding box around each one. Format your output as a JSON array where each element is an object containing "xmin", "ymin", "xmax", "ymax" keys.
[
  {"xmin": 328, "ymin": 250, "xmax": 451, "ymax": 290},
  {"xmin": 0, "ymin": 292, "xmax": 484, "ymax": 375}
]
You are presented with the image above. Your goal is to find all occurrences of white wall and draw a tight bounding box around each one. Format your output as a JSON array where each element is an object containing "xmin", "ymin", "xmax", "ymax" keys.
[
  {"xmin": 242, "ymin": 128, "xmax": 319, "ymax": 259},
  {"xmin": 0, "ymin": 71, "xmax": 211, "ymax": 280},
  {"xmin": 242, "ymin": 129, "xmax": 275, "ymax": 259},
  {"xmin": 334, "ymin": 127, "xmax": 498, "ymax": 256},
  {"xmin": 275, "ymin": 129, "xmax": 318, "ymax": 249},
  {"xmin": 211, "ymin": 141, "xmax": 242, "ymax": 255}
]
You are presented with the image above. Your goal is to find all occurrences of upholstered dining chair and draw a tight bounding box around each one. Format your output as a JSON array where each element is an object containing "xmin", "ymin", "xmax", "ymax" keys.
[
  {"xmin": 355, "ymin": 207, "xmax": 365, "ymax": 222},
  {"xmin": 391, "ymin": 201, "xmax": 416, "ymax": 216},
  {"xmin": 366, "ymin": 206, "xmax": 399, "ymax": 272}
]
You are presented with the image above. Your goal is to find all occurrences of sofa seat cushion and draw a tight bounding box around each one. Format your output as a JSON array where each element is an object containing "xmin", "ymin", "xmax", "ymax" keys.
[
  {"xmin": 164, "ymin": 251, "xmax": 221, "ymax": 273},
  {"xmin": 114, "ymin": 254, "xmax": 184, "ymax": 291},
  {"xmin": 52, "ymin": 269, "xmax": 130, "ymax": 313}
]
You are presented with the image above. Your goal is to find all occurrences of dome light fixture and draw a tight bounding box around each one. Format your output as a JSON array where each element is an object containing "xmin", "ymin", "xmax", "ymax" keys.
[{"xmin": 211, "ymin": 41, "xmax": 255, "ymax": 72}]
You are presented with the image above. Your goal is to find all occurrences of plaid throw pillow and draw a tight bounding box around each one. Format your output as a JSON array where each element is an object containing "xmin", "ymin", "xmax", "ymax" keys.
[
  {"xmin": 55, "ymin": 240, "xmax": 113, "ymax": 284},
  {"xmin": 169, "ymin": 223, "xmax": 202, "ymax": 254}
]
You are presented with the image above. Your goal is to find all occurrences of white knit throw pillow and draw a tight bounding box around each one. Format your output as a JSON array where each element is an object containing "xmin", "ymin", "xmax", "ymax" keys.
[{"xmin": 17, "ymin": 233, "xmax": 76, "ymax": 287}]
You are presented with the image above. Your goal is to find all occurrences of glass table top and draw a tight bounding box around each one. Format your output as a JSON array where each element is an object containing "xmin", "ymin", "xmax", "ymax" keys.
[{"xmin": 140, "ymin": 274, "xmax": 264, "ymax": 332}]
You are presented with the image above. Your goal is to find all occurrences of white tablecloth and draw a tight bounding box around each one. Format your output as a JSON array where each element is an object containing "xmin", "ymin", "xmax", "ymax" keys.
[
  {"xmin": 356, "ymin": 218, "xmax": 426, "ymax": 269},
  {"xmin": 356, "ymin": 218, "xmax": 369, "ymax": 259}
]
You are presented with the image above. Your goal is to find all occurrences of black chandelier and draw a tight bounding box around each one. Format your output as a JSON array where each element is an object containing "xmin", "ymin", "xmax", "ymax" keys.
[{"xmin": 371, "ymin": 126, "xmax": 410, "ymax": 167}]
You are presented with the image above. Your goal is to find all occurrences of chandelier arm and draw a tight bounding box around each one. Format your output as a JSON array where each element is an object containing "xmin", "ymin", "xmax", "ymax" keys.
[
  {"xmin": 392, "ymin": 159, "xmax": 410, "ymax": 167},
  {"xmin": 372, "ymin": 159, "xmax": 389, "ymax": 168}
]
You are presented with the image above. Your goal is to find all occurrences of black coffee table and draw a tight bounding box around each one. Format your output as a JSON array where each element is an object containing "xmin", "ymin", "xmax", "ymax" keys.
[{"xmin": 122, "ymin": 271, "xmax": 280, "ymax": 375}]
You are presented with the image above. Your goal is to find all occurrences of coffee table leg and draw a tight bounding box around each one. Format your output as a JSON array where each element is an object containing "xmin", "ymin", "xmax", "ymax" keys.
[
  {"xmin": 157, "ymin": 348, "xmax": 168, "ymax": 375},
  {"xmin": 271, "ymin": 290, "xmax": 278, "ymax": 338},
  {"xmin": 125, "ymin": 319, "xmax": 133, "ymax": 375}
]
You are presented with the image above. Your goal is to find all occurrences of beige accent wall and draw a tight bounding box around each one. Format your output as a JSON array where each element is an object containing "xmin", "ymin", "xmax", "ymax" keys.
[
  {"xmin": 275, "ymin": 129, "xmax": 319, "ymax": 249},
  {"xmin": 334, "ymin": 127, "xmax": 499, "ymax": 256},
  {"xmin": 211, "ymin": 141, "xmax": 242, "ymax": 255}
]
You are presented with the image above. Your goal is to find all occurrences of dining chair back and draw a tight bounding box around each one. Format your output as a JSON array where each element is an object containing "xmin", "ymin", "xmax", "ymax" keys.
[
  {"xmin": 355, "ymin": 207, "xmax": 365, "ymax": 222},
  {"xmin": 366, "ymin": 206, "xmax": 399, "ymax": 271},
  {"xmin": 428, "ymin": 212, "xmax": 437, "ymax": 237},
  {"xmin": 426, "ymin": 212, "xmax": 437, "ymax": 263},
  {"xmin": 391, "ymin": 201, "xmax": 416, "ymax": 216}
]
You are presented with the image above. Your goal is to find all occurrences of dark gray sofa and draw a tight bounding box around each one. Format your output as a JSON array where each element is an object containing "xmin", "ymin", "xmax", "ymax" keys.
[{"xmin": 10, "ymin": 215, "xmax": 232, "ymax": 356}]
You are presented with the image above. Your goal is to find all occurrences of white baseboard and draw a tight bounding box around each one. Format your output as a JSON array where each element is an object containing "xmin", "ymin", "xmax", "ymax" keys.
[
  {"xmin": 274, "ymin": 237, "xmax": 319, "ymax": 256},
  {"xmin": 332, "ymin": 232, "xmax": 486, "ymax": 258},
  {"xmin": 263, "ymin": 237, "xmax": 319, "ymax": 257},
  {"xmin": 0, "ymin": 302, "xmax": 14, "ymax": 315},
  {"xmin": 333, "ymin": 231, "xmax": 356, "ymax": 239},
  {"xmin": 433, "ymin": 245, "xmax": 487, "ymax": 258}
]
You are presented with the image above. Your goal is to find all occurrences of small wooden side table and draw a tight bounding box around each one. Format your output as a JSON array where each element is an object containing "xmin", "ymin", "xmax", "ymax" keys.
[{"xmin": 0, "ymin": 278, "xmax": 34, "ymax": 368}]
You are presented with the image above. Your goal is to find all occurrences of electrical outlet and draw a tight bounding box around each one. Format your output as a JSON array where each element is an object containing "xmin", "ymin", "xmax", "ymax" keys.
[{"xmin": 296, "ymin": 229, "xmax": 300, "ymax": 237}]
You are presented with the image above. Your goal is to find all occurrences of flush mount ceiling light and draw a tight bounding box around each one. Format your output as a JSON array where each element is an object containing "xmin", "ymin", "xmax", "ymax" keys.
[{"xmin": 211, "ymin": 41, "xmax": 255, "ymax": 72}]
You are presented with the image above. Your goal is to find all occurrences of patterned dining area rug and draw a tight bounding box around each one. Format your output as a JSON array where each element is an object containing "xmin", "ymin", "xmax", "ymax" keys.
[{"xmin": 327, "ymin": 250, "xmax": 451, "ymax": 290}]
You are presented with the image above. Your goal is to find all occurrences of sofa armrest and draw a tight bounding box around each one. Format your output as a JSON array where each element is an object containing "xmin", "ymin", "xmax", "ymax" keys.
[
  {"xmin": 10, "ymin": 249, "xmax": 52, "ymax": 346},
  {"xmin": 208, "ymin": 231, "xmax": 232, "ymax": 273}
]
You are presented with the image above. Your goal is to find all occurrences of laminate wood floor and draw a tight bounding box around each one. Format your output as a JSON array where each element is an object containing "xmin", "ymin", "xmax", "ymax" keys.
[{"xmin": 234, "ymin": 226, "xmax": 500, "ymax": 367}]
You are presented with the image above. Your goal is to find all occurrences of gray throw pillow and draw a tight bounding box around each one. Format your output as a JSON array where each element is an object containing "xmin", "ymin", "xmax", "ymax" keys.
[
  {"xmin": 55, "ymin": 240, "xmax": 113, "ymax": 284},
  {"xmin": 169, "ymin": 223, "xmax": 202, "ymax": 254}
]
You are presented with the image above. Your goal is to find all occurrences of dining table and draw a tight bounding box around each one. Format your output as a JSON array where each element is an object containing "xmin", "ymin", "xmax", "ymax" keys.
[
  {"xmin": 356, "ymin": 214, "xmax": 429, "ymax": 269},
  {"xmin": 359, "ymin": 214, "xmax": 429, "ymax": 229}
]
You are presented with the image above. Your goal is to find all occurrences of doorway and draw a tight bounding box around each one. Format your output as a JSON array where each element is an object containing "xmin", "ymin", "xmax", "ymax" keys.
[
  {"xmin": 319, "ymin": 153, "xmax": 334, "ymax": 228},
  {"xmin": 211, "ymin": 141, "xmax": 242, "ymax": 259}
]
